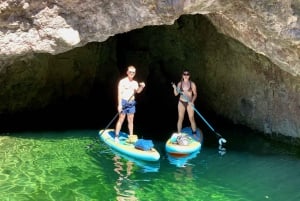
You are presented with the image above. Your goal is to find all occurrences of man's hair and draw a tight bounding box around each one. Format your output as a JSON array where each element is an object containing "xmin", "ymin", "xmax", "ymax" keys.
[{"xmin": 127, "ymin": 65, "xmax": 136, "ymax": 71}]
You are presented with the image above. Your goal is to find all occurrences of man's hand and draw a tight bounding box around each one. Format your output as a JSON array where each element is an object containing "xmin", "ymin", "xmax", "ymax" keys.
[
  {"xmin": 117, "ymin": 105, "xmax": 123, "ymax": 113},
  {"xmin": 139, "ymin": 82, "xmax": 145, "ymax": 88}
]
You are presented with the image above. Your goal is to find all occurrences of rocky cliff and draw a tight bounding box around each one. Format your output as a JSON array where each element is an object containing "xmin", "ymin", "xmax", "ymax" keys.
[{"xmin": 0, "ymin": 0, "xmax": 299, "ymax": 140}]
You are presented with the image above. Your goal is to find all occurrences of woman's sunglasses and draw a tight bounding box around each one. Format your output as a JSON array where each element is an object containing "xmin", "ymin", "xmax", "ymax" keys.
[{"xmin": 183, "ymin": 72, "xmax": 190, "ymax": 76}]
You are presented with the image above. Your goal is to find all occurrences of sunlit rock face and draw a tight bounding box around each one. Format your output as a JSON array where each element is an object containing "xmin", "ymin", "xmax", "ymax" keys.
[
  {"xmin": 0, "ymin": 0, "xmax": 299, "ymax": 139},
  {"xmin": 1, "ymin": 0, "xmax": 300, "ymax": 75}
]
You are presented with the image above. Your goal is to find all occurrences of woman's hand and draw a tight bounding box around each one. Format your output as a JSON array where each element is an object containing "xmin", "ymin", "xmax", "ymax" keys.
[
  {"xmin": 188, "ymin": 101, "xmax": 194, "ymax": 107},
  {"xmin": 172, "ymin": 83, "xmax": 176, "ymax": 90}
]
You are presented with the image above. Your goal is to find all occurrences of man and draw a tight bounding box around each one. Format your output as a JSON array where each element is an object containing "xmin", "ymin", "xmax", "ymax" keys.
[{"xmin": 114, "ymin": 65, "xmax": 145, "ymax": 142}]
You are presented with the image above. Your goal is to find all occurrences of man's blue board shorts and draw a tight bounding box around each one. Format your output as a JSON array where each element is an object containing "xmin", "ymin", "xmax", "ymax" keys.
[{"xmin": 121, "ymin": 99, "xmax": 136, "ymax": 114}]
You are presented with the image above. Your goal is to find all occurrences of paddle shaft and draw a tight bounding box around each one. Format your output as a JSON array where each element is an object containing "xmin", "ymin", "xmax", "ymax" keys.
[{"xmin": 99, "ymin": 92, "xmax": 136, "ymax": 136}]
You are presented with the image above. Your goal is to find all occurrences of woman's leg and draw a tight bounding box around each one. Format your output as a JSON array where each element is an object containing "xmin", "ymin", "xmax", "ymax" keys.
[
  {"xmin": 177, "ymin": 101, "xmax": 186, "ymax": 133},
  {"xmin": 187, "ymin": 105, "xmax": 197, "ymax": 133}
]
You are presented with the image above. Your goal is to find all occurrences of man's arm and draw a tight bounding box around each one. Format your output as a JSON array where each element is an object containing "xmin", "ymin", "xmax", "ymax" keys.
[
  {"xmin": 117, "ymin": 80, "xmax": 124, "ymax": 112},
  {"xmin": 135, "ymin": 82, "xmax": 145, "ymax": 93}
]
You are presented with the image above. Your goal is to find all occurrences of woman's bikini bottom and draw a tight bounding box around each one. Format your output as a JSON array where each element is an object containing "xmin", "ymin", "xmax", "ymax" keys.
[{"xmin": 179, "ymin": 100, "xmax": 188, "ymax": 108}]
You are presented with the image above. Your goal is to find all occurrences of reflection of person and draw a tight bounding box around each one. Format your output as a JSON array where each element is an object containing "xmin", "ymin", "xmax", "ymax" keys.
[
  {"xmin": 172, "ymin": 69, "xmax": 198, "ymax": 136},
  {"xmin": 113, "ymin": 155, "xmax": 137, "ymax": 201},
  {"xmin": 115, "ymin": 65, "xmax": 145, "ymax": 142},
  {"xmin": 174, "ymin": 165, "xmax": 194, "ymax": 178}
]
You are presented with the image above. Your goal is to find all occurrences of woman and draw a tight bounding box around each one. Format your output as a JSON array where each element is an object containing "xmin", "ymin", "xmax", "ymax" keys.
[{"xmin": 172, "ymin": 69, "xmax": 198, "ymax": 136}]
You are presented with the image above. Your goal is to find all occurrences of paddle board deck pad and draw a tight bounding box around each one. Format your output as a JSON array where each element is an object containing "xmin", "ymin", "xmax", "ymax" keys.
[
  {"xmin": 165, "ymin": 127, "xmax": 202, "ymax": 157},
  {"xmin": 99, "ymin": 129, "xmax": 160, "ymax": 162}
]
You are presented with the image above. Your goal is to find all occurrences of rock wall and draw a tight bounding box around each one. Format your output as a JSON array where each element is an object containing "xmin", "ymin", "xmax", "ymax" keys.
[
  {"xmin": 1, "ymin": 0, "xmax": 300, "ymax": 75},
  {"xmin": 201, "ymin": 32, "xmax": 300, "ymax": 138},
  {"xmin": 0, "ymin": 1, "xmax": 299, "ymax": 139},
  {"xmin": 113, "ymin": 15, "xmax": 300, "ymax": 139}
]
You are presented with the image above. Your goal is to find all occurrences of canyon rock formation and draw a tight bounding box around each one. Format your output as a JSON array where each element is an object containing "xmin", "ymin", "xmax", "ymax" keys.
[{"xmin": 0, "ymin": 0, "xmax": 299, "ymax": 140}]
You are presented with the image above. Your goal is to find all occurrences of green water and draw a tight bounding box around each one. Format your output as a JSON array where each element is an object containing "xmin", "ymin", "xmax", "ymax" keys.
[{"xmin": 1, "ymin": 129, "xmax": 300, "ymax": 201}]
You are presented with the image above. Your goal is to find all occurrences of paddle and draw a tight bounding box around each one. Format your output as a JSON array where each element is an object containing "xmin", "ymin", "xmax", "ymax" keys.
[
  {"xmin": 86, "ymin": 87, "xmax": 142, "ymax": 150},
  {"xmin": 171, "ymin": 82, "xmax": 227, "ymax": 151},
  {"xmin": 99, "ymin": 92, "xmax": 136, "ymax": 137}
]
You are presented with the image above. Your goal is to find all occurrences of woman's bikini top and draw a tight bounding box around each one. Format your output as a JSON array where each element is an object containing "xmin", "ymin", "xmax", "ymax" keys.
[{"xmin": 180, "ymin": 81, "xmax": 192, "ymax": 92}]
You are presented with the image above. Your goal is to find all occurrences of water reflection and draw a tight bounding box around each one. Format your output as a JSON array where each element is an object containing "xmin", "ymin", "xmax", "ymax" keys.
[
  {"xmin": 111, "ymin": 149, "xmax": 160, "ymax": 173},
  {"xmin": 111, "ymin": 150, "xmax": 160, "ymax": 200},
  {"xmin": 167, "ymin": 151, "xmax": 200, "ymax": 167},
  {"xmin": 2, "ymin": 129, "xmax": 300, "ymax": 201},
  {"xmin": 173, "ymin": 164, "xmax": 194, "ymax": 180},
  {"xmin": 113, "ymin": 155, "xmax": 138, "ymax": 201}
]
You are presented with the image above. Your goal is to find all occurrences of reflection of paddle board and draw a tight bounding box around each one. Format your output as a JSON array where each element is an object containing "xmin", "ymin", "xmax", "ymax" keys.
[
  {"xmin": 167, "ymin": 151, "xmax": 199, "ymax": 167},
  {"xmin": 110, "ymin": 149, "xmax": 160, "ymax": 173},
  {"xmin": 99, "ymin": 129, "xmax": 160, "ymax": 162},
  {"xmin": 165, "ymin": 127, "xmax": 202, "ymax": 157}
]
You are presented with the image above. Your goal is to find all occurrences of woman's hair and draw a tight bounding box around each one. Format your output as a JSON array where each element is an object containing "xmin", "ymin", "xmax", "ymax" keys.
[{"xmin": 182, "ymin": 69, "xmax": 189, "ymax": 74}]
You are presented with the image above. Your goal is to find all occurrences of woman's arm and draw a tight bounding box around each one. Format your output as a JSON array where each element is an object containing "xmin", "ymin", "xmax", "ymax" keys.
[
  {"xmin": 191, "ymin": 82, "xmax": 197, "ymax": 103},
  {"xmin": 172, "ymin": 82, "xmax": 180, "ymax": 96}
]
